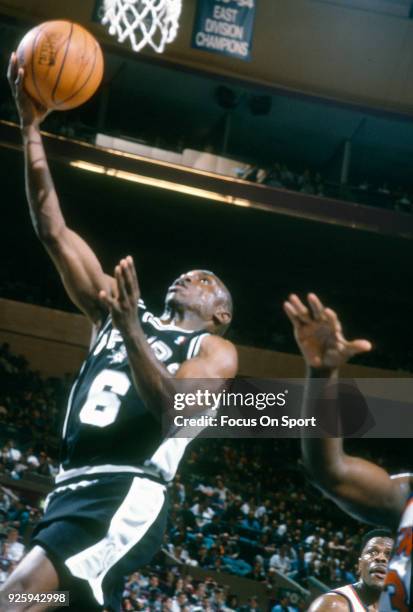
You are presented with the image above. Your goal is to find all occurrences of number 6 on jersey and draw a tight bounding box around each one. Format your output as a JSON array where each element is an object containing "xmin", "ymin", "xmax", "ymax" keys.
[{"xmin": 79, "ymin": 369, "xmax": 131, "ymax": 427}]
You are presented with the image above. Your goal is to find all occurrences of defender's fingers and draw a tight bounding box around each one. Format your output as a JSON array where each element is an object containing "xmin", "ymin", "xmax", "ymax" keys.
[
  {"xmin": 307, "ymin": 293, "xmax": 325, "ymax": 320},
  {"xmin": 347, "ymin": 339, "xmax": 372, "ymax": 357},
  {"xmin": 289, "ymin": 294, "xmax": 311, "ymax": 321},
  {"xmin": 324, "ymin": 307, "xmax": 342, "ymax": 332},
  {"xmin": 283, "ymin": 301, "xmax": 301, "ymax": 325}
]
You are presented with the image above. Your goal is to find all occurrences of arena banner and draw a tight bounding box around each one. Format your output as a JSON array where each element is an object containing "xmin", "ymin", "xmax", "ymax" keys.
[{"xmin": 192, "ymin": 0, "xmax": 256, "ymax": 61}]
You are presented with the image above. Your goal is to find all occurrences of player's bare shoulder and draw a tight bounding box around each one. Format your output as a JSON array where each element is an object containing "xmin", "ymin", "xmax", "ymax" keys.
[
  {"xmin": 390, "ymin": 472, "xmax": 413, "ymax": 503},
  {"xmin": 201, "ymin": 333, "xmax": 237, "ymax": 355},
  {"xmin": 200, "ymin": 334, "xmax": 238, "ymax": 377},
  {"xmin": 308, "ymin": 592, "xmax": 350, "ymax": 611}
]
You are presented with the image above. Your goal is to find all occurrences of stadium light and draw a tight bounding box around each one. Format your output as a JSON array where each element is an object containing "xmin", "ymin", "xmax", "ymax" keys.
[{"xmin": 69, "ymin": 160, "xmax": 252, "ymax": 208}]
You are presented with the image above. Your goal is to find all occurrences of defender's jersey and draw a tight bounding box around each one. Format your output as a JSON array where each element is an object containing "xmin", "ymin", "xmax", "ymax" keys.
[
  {"xmin": 58, "ymin": 299, "xmax": 209, "ymax": 483},
  {"xmin": 379, "ymin": 495, "xmax": 412, "ymax": 612},
  {"xmin": 330, "ymin": 584, "xmax": 367, "ymax": 611}
]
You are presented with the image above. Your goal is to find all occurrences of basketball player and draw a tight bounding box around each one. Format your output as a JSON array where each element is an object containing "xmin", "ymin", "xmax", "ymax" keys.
[
  {"xmin": 2, "ymin": 55, "xmax": 237, "ymax": 611},
  {"xmin": 284, "ymin": 293, "xmax": 412, "ymax": 612},
  {"xmin": 308, "ymin": 529, "xmax": 394, "ymax": 611}
]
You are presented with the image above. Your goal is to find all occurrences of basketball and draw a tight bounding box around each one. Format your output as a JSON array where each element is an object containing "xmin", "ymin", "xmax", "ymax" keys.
[{"xmin": 16, "ymin": 20, "xmax": 104, "ymax": 111}]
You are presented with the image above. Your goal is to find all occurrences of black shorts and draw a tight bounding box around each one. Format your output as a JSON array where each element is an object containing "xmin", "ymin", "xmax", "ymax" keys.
[{"xmin": 31, "ymin": 474, "xmax": 168, "ymax": 612}]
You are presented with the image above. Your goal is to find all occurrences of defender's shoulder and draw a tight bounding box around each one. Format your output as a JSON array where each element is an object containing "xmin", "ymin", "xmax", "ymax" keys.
[
  {"xmin": 308, "ymin": 592, "xmax": 350, "ymax": 611},
  {"xmin": 390, "ymin": 472, "xmax": 413, "ymax": 502}
]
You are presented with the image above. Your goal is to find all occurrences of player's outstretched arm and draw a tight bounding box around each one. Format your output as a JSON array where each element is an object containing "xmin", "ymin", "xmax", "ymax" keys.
[
  {"xmin": 8, "ymin": 53, "xmax": 114, "ymax": 326},
  {"xmin": 99, "ymin": 257, "xmax": 238, "ymax": 418},
  {"xmin": 284, "ymin": 293, "xmax": 407, "ymax": 528}
]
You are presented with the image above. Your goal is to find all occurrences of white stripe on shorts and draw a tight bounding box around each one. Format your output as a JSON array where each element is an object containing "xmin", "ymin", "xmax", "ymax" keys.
[
  {"xmin": 44, "ymin": 479, "xmax": 99, "ymax": 512},
  {"xmin": 64, "ymin": 476, "xmax": 165, "ymax": 605},
  {"xmin": 55, "ymin": 463, "xmax": 163, "ymax": 484}
]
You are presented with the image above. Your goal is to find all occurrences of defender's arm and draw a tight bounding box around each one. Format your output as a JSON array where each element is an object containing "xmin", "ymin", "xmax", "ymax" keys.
[{"xmin": 284, "ymin": 293, "xmax": 408, "ymax": 528}]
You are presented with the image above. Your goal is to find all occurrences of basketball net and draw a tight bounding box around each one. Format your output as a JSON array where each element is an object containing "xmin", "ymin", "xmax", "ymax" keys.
[{"xmin": 101, "ymin": 0, "xmax": 182, "ymax": 53}]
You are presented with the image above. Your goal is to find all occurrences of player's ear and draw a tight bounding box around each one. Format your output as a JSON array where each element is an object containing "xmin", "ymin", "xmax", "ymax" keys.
[{"xmin": 213, "ymin": 306, "xmax": 231, "ymax": 328}]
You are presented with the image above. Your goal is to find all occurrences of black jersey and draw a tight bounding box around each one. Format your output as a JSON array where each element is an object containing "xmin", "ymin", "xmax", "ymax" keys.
[
  {"xmin": 57, "ymin": 299, "xmax": 209, "ymax": 485},
  {"xmin": 380, "ymin": 493, "xmax": 412, "ymax": 612}
]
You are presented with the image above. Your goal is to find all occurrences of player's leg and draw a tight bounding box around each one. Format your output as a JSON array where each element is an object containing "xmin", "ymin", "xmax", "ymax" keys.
[
  {"xmin": 101, "ymin": 486, "xmax": 169, "ymax": 610},
  {"xmin": 0, "ymin": 545, "xmax": 59, "ymax": 612},
  {"xmin": 0, "ymin": 544, "xmax": 103, "ymax": 612},
  {"xmin": 3, "ymin": 475, "xmax": 168, "ymax": 611}
]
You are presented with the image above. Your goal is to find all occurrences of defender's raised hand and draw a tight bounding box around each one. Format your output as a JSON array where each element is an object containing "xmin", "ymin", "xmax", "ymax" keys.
[
  {"xmin": 99, "ymin": 256, "xmax": 141, "ymax": 337},
  {"xmin": 283, "ymin": 293, "xmax": 371, "ymax": 370},
  {"xmin": 7, "ymin": 52, "xmax": 49, "ymax": 127}
]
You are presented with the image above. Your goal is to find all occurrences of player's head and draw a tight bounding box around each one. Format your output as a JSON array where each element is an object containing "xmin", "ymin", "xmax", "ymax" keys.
[
  {"xmin": 165, "ymin": 270, "xmax": 233, "ymax": 335},
  {"xmin": 358, "ymin": 529, "xmax": 394, "ymax": 591}
]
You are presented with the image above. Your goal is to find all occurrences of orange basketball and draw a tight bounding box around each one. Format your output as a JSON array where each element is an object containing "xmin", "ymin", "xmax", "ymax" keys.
[{"xmin": 16, "ymin": 20, "xmax": 104, "ymax": 111}]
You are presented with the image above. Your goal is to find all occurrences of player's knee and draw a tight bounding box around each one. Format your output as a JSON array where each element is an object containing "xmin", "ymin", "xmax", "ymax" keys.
[
  {"xmin": 0, "ymin": 570, "xmax": 34, "ymax": 610},
  {"xmin": 0, "ymin": 547, "xmax": 59, "ymax": 611},
  {"xmin": 1, "ymin": 578, "xmax": 49, "ymax": 612},
  {"xmin": 0, "ymin": 581, "xmax": 24, "ymax": 611},
  {"xmin": 2, "ymin": 558, "xmax": 37, "ymax": 591}
]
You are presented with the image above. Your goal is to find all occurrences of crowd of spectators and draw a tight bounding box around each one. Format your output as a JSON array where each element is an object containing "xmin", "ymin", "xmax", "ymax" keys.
[
  {"xmin": 165, "ymin": 444, "xmax": 366, "ymax": 593},
  {"xmin": 0, "ymin": 485, "xmax": 44, "ymax": 589},
  {"xmin": 241, "ymin": 163, "xmax": 413, "ymax": 214},
  {"xmin": 0, "ymin": 342, "xmax": 65, "ymax": 480},
  {"xmin": 241, "ymin": 164, "xmax": 325, "ymax": 199},
  {"xmin": 120, "ymin": 568, "xmax": 269, "ymax": 612}
]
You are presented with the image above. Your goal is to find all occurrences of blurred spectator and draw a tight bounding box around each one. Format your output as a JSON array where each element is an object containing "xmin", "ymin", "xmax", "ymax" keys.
[
  {"xmin": 191, "ymin": 498, "xmax": 215, "ymax": 528},
  {"xmin": 271, "ymin": 595, "xmax": 296, "ymax": 612},
  {"xmin": 240, "ymin": 595, "xmax": 261, "ymax": 612},
  {"xmin": 378, "ymin": 183, "xmax": 390, "ymax": 195},
  {"xmin": 241, "ymin": 511, "xmax": 260, "ymax": 531},
  {"xmin": 240, "ymin": 159, "xmax": 412, "ymax": 217},
  {"xmin": 269, "ymin": 545, "xmax": 294, "ymax": 574},
  {"xmin": 2, "ymin": 527, "xmax": 24, "ymax": 563},
  {"xmin": 395, "ymin": 191, "xmax": 412, "ymax": 213}
]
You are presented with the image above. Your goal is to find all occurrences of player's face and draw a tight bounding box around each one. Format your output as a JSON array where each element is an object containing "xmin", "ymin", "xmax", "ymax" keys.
[
  {"xmin": 358, "ymin": 536, "xmax": 393, "ymax": 590},
  {"xmin": 165, "ymin": 270, "xmax": 225, "ymax": 314}
]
